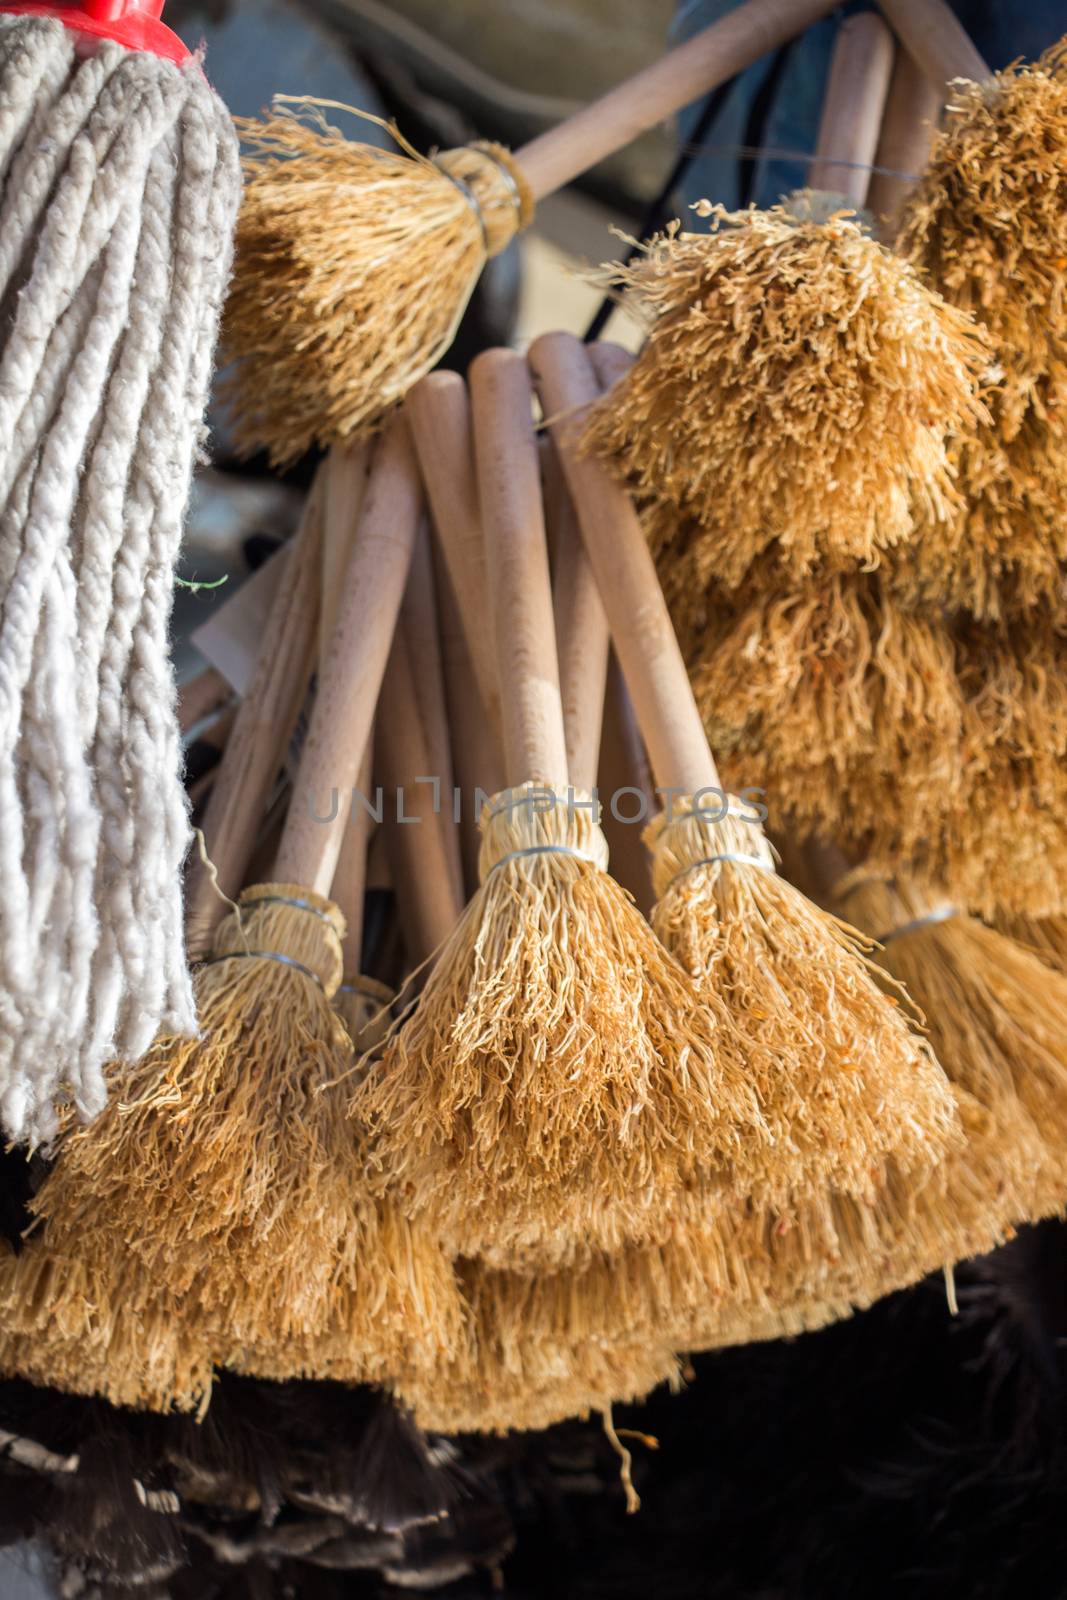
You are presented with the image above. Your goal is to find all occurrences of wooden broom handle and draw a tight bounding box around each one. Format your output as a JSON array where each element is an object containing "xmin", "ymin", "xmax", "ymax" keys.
[
  {"xmin": 808, "ymin": 11, "xmax": 894, "ymax": 207},
  {"xmin": 433, "ymin": 550, "xmax": 504, "ymax": 894},
  {"xmin": 407, "ymin": 372, "xmax": 502, "ymax": 740},
  {"xmin": 515, "ymin": 0, "xmax": 840, "ymax": 200},
  {"xmin": 275, "ymin": 416, "xmax": 423, "ymax": 894},
  {"xmin": 470, "ymin": 348, "xmax": 569, "ymax": 787},
  {"xmin": 877, "ymin": 0, "xmax": 989, "ymax": 88},
  {"xmin": 186, "ymin": 472, "xmax": 323, "ymax": 938},
  {"xmin": 376, "ymin": 629, "xmax": 464, "ymax": 966},
  {"xmin": 401, "ymin": 519, "xmax": 465, "ymax": 910},
  {"xmin": 320, "ymin": 441, "xmax": 371, "ymax": 662},
  {"xmin": 866, "ymin": 42, "xmax": 944, "ymax": 239},
  {"xmin": 552, "ymin": 342, "xmax": 632, "ymax": 793},
  {"xmin": 320, "ymin": 462, "xmax": 373, "ymax": 972},
  {"xmin": 332, "ymin": 743, "xmax": 373, "ymax": 971},
  {"xmin": 530, "ymin": 332, "xmax": 720, "ymax": 798}
]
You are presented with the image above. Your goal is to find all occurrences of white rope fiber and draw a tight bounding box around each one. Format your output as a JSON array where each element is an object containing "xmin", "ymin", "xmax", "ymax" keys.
[{"xmin": 0, "ymin": 16, "xmax": 240, "ymax": 1141}]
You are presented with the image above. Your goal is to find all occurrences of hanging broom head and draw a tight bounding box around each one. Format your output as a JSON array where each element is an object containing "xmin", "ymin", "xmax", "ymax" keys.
[
  {"xmin": 894, "ymin": 42, "xmax": 1067, "ymax": 619},
  {"xmin": 391, "ymin": 1262, "xmax": 682, "ymax": 1435},
  {"xmin": 835, "ymin": 872, "xmax": 1067, "ymax": 1225},
  {"xmin": 0, "ymin": 1240, "xmax": 215, "ymax": 1414},
  {"xmin": 220, "ymin": 1197, "xmax": 468, "ymax": 1390},
  {"xmin": 645, "ymin": 797, "xmax": 959, "ymax": 1208},
  {"xmin": 673, "ymin": 565, "xmax": 967, "ymax": 865},
  {"xmin": 896, "ymin": 618, "xmax": 1067, "ymax": 918},
  {"xmin": 456, "ymin": 1208, "xmax": 855, "ymax": 1375},
  {"xmin": 351, "ymin": 786, "xmax": 768, "ymax": 1271},
  {"xmin": 224, "ymin": 104, "xmax": 532, "ymax": 464},
  {"xmin": 582, "ymin": 204, "xmax": 989, "ymax": 587},
  {"xmin": 25, "ymin": 885, "xmax": 363, "ymax": 1348}
]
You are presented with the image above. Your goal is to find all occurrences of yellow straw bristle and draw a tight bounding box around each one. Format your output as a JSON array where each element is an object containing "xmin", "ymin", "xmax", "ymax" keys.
[
  {"xmin": 681, "ymin": 571, "xmax": 966, "ymax": 863},
  {"xmin": 896, "ymin": 42, "xmax": 1067, "ymax": 618},
  {"xmin": 352, "ymin": 787, "xmax": 766, "ymax": 1268},
  {"xmin": 0, "ymin": 1242, "xmax": 214, "ymax": 1414},
  {"xmin": 391, "ymin": 1264, "xmax": 683, "ymax": 1435},
  {"xmin": 836, "ymin": 875, "xmax": 1067, "ymax": 1212},
  {"xmin": 225, "ymin": 105, "xmax": 532, "ymax": 463},
  {"xmin": 22, "ymin": 885, "xmax": 459, "ymax": 1386},
  {"xmin": 583, "ymin": 205, "xmax": 988, "ymax": 585},
  {"xmin": 897, "ymin": 620, "xmax": 1067, "ymax": 916},
  {"xmin": 28, "ymin": 885, "xmax": 354, "ymax": 1338},
  {"xmin": 646, "ymin": 800, "xmax": 960, "ymax": 1205}
]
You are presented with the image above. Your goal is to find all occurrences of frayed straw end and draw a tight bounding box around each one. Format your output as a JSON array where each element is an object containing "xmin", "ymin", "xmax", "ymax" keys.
[{"xmin": 225, "ymin": 107, "xmax": 532, "ymax": 460}]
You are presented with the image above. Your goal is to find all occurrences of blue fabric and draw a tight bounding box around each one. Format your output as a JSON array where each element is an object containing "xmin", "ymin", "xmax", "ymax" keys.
[{"xmin": 672, "ymin": 1, "xmax": 1067, "ymax": 212}]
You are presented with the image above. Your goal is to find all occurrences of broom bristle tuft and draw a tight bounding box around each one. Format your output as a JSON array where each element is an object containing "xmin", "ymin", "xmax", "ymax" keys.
[
  {"xmin": 582, "ymin": 205, "xmax": 988, "ymax": 586},
  {"xmin": 647, "ymin": 798, "xmax": 960, "ymax": 1205},
  {"xmin": 351, "ymin": 786, "xmax": 766, "ymax": 1268},
  {"xmin": 896, "ymin": 43, "xmax": 1067, "ymax": 617},
  {"xmin": 224, "ymin": 105, "xmax": 532, "ymax": 463}
]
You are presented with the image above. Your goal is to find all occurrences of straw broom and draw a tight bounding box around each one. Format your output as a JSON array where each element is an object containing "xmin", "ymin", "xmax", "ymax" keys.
[
  {"xmin": 11, "ymin": 417, "xmax": 462, "ymax": 1396},
  {"xmin": 222, "ymin": 0, "xmax": 845, "ymax": 462},
  {"xmin": 317, "ymin": 447, "xmax": 393, "ymax": 1049},
  {"xmin": 222, "ymin": 436, "xmax": 467, "ymax": 1389},
  {"xmin": 383, "ymin": 441, "xmax": 682, "ymax": 1434},
  {"xmin": 582, "ymin": 11, "xmax": 989, "ymax": 589},
  {"xmin": 585, "ymin": 18, "xmax": 985, "ymax": 889},
  {"xmin": 580, "ymin": 18, "xmax": 982, "ymax": 875},
  {"xmin": 889, "ymin": 7, "xmax": 1067, "ymax": 620},
  {"xmin": 534, "ymin": 331, "xmax": 959, "ymax": 1216},
  {"xmin": 831, "ymin": 867, "xmax": 1067, "ymax": 1223},
  {"xmin": 352, "ymin": 350, "xmax": 766, "ymax": 1271}
]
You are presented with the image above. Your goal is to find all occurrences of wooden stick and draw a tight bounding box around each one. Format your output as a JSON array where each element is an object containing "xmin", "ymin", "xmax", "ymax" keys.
[
  {"xmin": 376, "ymin": 630, "xmax": 465, "ymax": 968},
  {"xmin": 178, "ymin": 665, "xmax": 232, "ymax": 737},
  {"xmin": 470, "ymin": 348, "xmax": 568, "ymax": 788},
  {"xmin": 320, "ymin": 441, "xmax": 371, "ymax": 660},
  {"xmin": 319, "ymin": 447, "xmax": 374, "ymax": 970},
  {"xmin": 551, "ymin": 342, "xmax": 632, "ymax": 794},
  {"xmin": 877, "ymin": 0, "xmax": 989, "ymax": 89},
  {"xmin": 598, "ymin": 653, "xmax": 656, "ymax": 918},
  {"xmin": 274, "ymin": 416, "xmax": 423, "ymax": 894},
  {"xmin": 808, "ymin": 11, "xmax": 895, "ymax": 207},
  {"xmin": 433, "ymin": 548, "xmax": 502, "ymax": 896},
  {"xmin": 866, "ymin": 41, "xmax": 944, "ymax": 239},
  {"xmin": 530, "ymin": 332, "xmax": 720, "ymax": 798},
  {"xmin": 407, "ymin": 371, "xmax": 502, "ymax": 742},
  {"xmin": 185, "ymin": 471, "xmax": 323, "ymax": 943},
  {"xmin": 332, "ymin": 744, "xmax": 374, "ymax": 972},
  {"xmin": 516, "ymin": 0, "xmax": 840, "ymax": 200},
  {"xmin": 401, "ymin": 520, "xmax": 464, "ymax": 910}
]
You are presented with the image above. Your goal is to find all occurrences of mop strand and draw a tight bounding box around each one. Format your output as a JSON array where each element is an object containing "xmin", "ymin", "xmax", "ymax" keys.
[{"xmin": 0, "ymin": 16, "xmax": 240, "ymax": 1141}]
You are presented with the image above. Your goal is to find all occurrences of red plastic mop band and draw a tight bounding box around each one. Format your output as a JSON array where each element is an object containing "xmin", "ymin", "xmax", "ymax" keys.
[{"xmin": 0, "ymin": 0, "xmax": 190, "ymax": 64}]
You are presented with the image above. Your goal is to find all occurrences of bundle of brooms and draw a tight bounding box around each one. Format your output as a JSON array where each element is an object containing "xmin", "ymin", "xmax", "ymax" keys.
[
  {"xmin": 518, "ymin": 332, "xmax": 1067, "ymax": 1365},
  {"xmin": 583, "ymin": 4, "xmax": 1067, "ymax": 925},
  {"xmin": 6, "ymin": 335, "xmax": 1063, "ymax": 1444}
]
